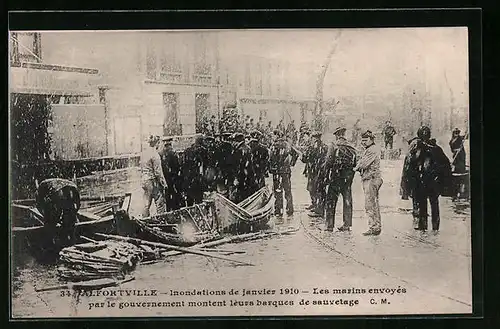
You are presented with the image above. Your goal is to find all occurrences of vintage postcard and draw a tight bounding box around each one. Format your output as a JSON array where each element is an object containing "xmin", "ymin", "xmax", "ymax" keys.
[{"xmin": 9, "ymin": 25, "xmax": 473, "ymax": 318}]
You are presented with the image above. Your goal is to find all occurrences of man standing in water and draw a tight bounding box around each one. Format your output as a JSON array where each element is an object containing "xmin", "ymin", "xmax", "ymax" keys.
[
  {"xmin": 141, "ymin": 135, "xmax": 167, "ymax": 217},
  {"xmin": 354, "ymin": 130, "xmax": 383, "ymax": 236}
]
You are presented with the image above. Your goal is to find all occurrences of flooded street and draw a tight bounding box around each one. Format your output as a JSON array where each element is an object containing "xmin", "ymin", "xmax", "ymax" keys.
[{"xmin": 11, "ymin": 159, "xmax": 472, "ymax": 317}]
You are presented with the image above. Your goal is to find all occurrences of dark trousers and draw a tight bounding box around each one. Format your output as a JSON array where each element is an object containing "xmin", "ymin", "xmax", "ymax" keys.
[
  {"xmin": 325, "ymin": 171, "xmax": 354, "ymax": 229},
  {"xmin": 186, "ymin": 180, "xmax": 204, "ymax": 206},
  {"xmin": 165, "ymin": 187, "xmax": 182, "ymax": 212},
  {"xmin": 273, "ymin": 173, "xmax": 293, "ymax": 215},
  {"xmin": 412, "ymin": 186, "xmax": 440, "ymax": 230},
  {"xmin": 385, "ymin": 137, "xmax": 394, "ymax": 150}
]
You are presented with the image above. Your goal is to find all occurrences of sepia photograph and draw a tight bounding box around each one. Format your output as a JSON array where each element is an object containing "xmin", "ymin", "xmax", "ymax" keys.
[{"xmin": 9, "ymin": 26, "xmax": 473, "ymax": 318}]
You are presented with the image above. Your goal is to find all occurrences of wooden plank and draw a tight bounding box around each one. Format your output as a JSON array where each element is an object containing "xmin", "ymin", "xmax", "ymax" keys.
[{"xmin": 95, "ymin": 233, "xmax": 254, "ymax": 266}]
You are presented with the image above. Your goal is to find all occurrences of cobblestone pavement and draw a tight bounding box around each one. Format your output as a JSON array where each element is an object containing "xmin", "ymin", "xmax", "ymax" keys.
[{"xmin": 11, "ymin": 160, "xmax": 472, "ymax": 317}]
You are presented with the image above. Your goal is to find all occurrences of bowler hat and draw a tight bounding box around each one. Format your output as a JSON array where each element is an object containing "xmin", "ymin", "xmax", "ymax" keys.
[
  {"xmin": 361, "ymin": 130, "xmax": 375, "ymax": 139},
  {"xmin": 333, "ymin": 126, "xmax": 346, "ymax": 136},
  {"xmin": 233, "ymin": 133, "xmax": 245, "ymax": 141}
]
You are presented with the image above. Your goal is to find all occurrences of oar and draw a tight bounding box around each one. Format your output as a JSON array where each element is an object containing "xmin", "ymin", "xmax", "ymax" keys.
[
  {"xmin": 35, "ymin": 276, "xmax": 135, "ymax": 293},
  {"xmin": 95, "ymin": 233, "xmax": 254, "ymax": 266}
]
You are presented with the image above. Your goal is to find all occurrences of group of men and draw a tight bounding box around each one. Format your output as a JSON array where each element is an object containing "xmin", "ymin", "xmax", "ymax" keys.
[
  {"xmin": 141, "ymin": 117, "xmax": 465, "ymax": 235},
  {"xmin": 140, "ymin": 129, "xmax": 276, "ymax": 218},
  {"xmin": 301, "ymin": 123, "xmax": 464, "ymax": 235},
  {"xmin": 301, "ymin": 126, "xmax": 383, "ymax": 235}
]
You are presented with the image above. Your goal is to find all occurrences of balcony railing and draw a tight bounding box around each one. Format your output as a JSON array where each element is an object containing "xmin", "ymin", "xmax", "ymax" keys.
[
  {"xmin": 192, "ymin": 74, "xmax": 213, "ymax": 84},
  {"xmin": 159, "ymin": 71, "xmax": 183, "ymax": 82}
]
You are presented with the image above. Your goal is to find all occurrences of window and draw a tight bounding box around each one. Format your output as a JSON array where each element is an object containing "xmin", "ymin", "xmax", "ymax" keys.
[
  {"xmin": 195, "ymin": 93, "xmax": 210, "ymax": 133},
  {"xmin": 259, "ymin": 109, "xmax": 268, "ymax": 121},
  {"xmin": 163, "ymin": 93, "xmax": 181, "ymax": 135},
  {"xmin": 159, "ymin": 44, "xmax": 182, "ymax": 82},
  {"xmin": 98, "ymin": 87, "xmax": 107, "ymax": 104},
  {"xmin": 264, "ymin": 62, "xmax": 272, "ymax": 96},
  {"xmin": 244, "ymin": 63, "xmax": 252, "ymax": 95},
  {"xmin": 146, "ymin": 43, "xmax": 157, "ymax": 80},
  {"xmin": 193, "ymin": 35, "xmax": 212, "ymax": 81},
  {"xmin": 10, "ymin": 32, "xmax": 42, "ymax": 64},
  {"xmin": 256, "ymin": 62, "xmax": 263, "ymax": 95}
]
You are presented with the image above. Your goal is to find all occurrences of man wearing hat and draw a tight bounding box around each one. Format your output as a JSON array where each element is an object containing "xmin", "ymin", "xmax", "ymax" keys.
[
  {"xmin": 302, "ymin": 131, "xmax": 328, "ymax": 214},
  {"xmin": 354, "ymin": 130, "xmax": 383, "ymax": 235},
  {"xmin": 232, "ymin": 132, "xmax": 255, "ymax": 203},
  {"xmin": 382, "ymin": 120, "xmax": 397, "ymax": 150},
  {"xmin": 249, "ymin": 130, "xmax": 270, "ymax": 193},
  {"xmin": 216, "ymin": 132, "xmax": 235, "ymax": 197},
  {"xmin": 141, "ymin": 135, "xmax": 167, "ymax": 217},
  {"xmin": 449, "ymin": 128, "xmax": 467, "ymax": 200},
  {"xmin": 449, "ymin": 128, "xmax": 466, "ymax": 174},
  {"xmin": 400, "ymin": 126, "xmax": 452, "ymax": 231},
  {"xmin": 159, "ymin": 137, "xmax": 182, "ymax": 211},
  {"xmin": 269, "ymin": 129, "xmax": 299, "ymax": 217},
  {"xmin": 322, "ymin": 126, "xmax": 358, "ymax": 231}
]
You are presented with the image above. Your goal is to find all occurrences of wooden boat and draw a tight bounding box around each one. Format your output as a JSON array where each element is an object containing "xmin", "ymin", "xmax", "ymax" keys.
[
  {"xmin": 213, "ymin": 185, "xmax": 274, "ymax": 234},
  {"xmin": 114, "ymin": 201, "xmax": 220, "ymax": 247},
  {"xmin": 114, "ymin": 186, "xmax": 274, "ymax": 246},
  {"xmin": 11, "ymin": 193, "xmax": 132, "ymax": 262}
]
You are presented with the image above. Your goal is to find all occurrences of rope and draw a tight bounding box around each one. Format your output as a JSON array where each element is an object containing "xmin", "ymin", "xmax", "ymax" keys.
[{"xmin": 299, "ymin": 217, "xmax": 472, "ymax": 307}]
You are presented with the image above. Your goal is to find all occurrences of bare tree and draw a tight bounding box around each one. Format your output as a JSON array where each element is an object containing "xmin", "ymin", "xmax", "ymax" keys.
[{"xmin": 313, "ymin": 30, "xmax": 342, "ymax": 131}]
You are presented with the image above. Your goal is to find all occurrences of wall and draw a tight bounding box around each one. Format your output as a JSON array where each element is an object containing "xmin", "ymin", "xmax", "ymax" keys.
[{"xmin": 142, "ymin": 82, "xmax": 218, "ymax": 136}]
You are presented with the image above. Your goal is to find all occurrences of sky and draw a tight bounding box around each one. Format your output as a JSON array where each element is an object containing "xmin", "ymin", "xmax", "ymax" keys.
[
  {"xmin": 22, "ymin": 28, "xmax": 469, "ymax": 107},
  {"xmin": 217, "ymin": 28, "xmax": 469, "ymax": 102}
]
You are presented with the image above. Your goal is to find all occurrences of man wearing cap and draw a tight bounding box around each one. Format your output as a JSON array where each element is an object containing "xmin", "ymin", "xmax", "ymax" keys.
[
  {"xmin": 249, "ymin": 130, "xmax": 270, "ymax": 193},
  {"xmin": 232, "ymin": 133, "xmax": 255, "ymax": 203},
  {"xmin": 141, "ymin": 135, "xmax": 167, "ymax": 217},
  {"xmin": 322, "ymin": 126, "xmax": 358, "ymax": 231},
  {"xmin": 269, "ymin": 129, "xmax": 299, "ymax": 217},
  {"xmin": 354, "ymin": 130, "xmax": 383, "ymax": 235},
  {"xmin": 382, "ymin": 120, "xmax": 397, "ymax": 150},
  {"xmin": 302, "ymin": 131, "xmax": 328, "ymax": 214},
  {"xmin": 449, "ymin": 128, "xmax": 467, "ymax": 199},
  {"xmin": 159, "ymin": 137, "xmax": 182, "ymax": 212},
  {"xmin": 400, "ymin": 126, "xmax": 452, "ymax": 231}
]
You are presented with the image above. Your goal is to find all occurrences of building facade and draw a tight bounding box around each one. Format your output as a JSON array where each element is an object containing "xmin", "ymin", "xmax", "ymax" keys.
[{"xmin": 10, "ymin": 31, "xmax": 318, "ymax": 160}]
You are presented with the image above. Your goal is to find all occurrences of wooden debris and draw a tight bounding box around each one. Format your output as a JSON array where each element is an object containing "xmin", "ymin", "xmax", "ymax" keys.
[{"xmin": 95, "ymin": 233, "xmax": 255, "ymax": 266}]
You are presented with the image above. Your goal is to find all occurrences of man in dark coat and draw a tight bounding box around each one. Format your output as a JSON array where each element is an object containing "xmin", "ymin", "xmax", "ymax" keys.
[
  {"xmin": 302, "ymin": 131, "xmax": 328, "ymax": 215},
  {"xmin": 382, "ymin": 120, "xmax": 397, "ymax": 150},
  {"xmin": 216, "ymin": 132, "xmax": 235, "ymax": 197},
  {"xmin": 449, "ymin": 128, "xmax": 467, "ymax": 200},
  {"xmin": 322, "ymin": 126, "xmax": 358, "ymax": 231},
  {"xmin": 202, "ymin": 135, "xmax": 218, "ymax": 192},
  {"xmin": 36, "ymin": 178, "xmax": 81, "ymax": 247},
  {"xmin": 269, "ymin": 129, "xmax": 299, "ymax": 217},
  {"xmin": 232, "ymin": 133, "xmax": 255, "ymax": 203},
  {"xmin": 249, "ymin": 130, "xmax": 270, "ymax": 193},
  {"xmin": 182, "ymin": 136, "xmax": 208, "ymax": 206},
  {"xmin": 449, "ymin": 128, "xmax": 467, "ymax": 174},
  {"xmin": 159, "ymin": 138, "xmax": 182, "ymax": 211},
  {"xmin": 400, "ymin": 126, "xmax": 452, "ymax": 231}
]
